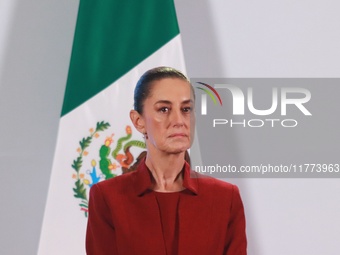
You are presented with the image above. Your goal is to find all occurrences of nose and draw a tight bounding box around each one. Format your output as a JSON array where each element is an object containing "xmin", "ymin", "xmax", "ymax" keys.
[{"xmin": 171, "ymin": 108, "xmax": 185, "ymax": 127}]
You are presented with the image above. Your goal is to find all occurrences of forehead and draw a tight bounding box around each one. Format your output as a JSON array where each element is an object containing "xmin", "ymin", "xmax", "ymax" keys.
[{"xmin": 149, "ymin": 78, "xmax": 193, "ymax": 100}]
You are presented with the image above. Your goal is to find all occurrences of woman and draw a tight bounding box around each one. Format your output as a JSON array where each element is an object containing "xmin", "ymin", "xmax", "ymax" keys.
[{"xmin": 86, "ymin": 67, "xmax": 247, "ymax": 255}]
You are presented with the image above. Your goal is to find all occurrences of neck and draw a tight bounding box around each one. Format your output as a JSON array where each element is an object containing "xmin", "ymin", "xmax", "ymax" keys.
[{"xmin": 145, "ymin": 151, "xmax": 186, "ymax": 192}]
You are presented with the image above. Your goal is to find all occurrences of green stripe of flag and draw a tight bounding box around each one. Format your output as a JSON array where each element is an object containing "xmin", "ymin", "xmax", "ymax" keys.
[{"xmin": 61, "ymin": 0, "xmax": 180, "ymax": 116}]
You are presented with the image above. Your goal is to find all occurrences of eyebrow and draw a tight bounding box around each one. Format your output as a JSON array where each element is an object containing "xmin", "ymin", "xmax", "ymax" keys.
[{"xmin": 154, "ymin": 99, "xmax": 194, "ymax": 105}]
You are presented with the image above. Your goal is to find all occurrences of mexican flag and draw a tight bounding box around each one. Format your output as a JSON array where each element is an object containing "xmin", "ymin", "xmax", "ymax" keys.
[{"xmin": 38, "ymin": 1, "xmax": 186, "ymax": 254}]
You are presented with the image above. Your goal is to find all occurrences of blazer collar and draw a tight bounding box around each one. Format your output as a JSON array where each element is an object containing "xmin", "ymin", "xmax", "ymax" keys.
[{"xmin": 133, "ymin": 158, "xmax": 198, "ymax": 196}]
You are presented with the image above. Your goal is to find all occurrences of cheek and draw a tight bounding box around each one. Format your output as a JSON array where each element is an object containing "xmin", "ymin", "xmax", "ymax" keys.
[
  {"xmin": 145, "ymin": 116, "xmax": 166, "ymax": 134},
  {"xmin": 189, "ymin": 112, "xmax": 195, "ymax": 125}
]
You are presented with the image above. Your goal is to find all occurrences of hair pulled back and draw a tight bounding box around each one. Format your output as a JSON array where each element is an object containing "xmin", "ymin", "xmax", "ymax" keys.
[{"xmin": 133, "ymin": 66, "xmax": 192, "ymax": 114}]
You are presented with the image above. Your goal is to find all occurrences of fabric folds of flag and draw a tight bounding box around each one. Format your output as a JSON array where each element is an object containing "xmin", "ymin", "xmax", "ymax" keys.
[{"xmin": 38, "ymin": 0, "xmax": 186, "ymax": 254}]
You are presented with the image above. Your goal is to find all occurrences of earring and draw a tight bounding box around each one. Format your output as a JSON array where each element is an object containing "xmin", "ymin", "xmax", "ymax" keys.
[{"xmin": 144, "ymin": 133, "xmax": 148, "ymax": 139}]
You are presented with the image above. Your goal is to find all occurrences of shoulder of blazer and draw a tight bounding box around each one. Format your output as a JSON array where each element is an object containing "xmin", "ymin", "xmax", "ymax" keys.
[
  {"xmin": 94, "ymin": 170, "xmax": 138, "ymax": 195},
  {"xmin": 193, "ymin": 170, "xmax": 238, "ymax": 199}
]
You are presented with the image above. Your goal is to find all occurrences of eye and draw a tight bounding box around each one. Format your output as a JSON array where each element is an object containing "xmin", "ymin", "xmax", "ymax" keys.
[
  {"xmin": 182, "ymin": 107, "xmax": 192, "ymax": 113},
  {"xmin": 159, "ymin": 107, "xmax": 169, "ymax": 113}
]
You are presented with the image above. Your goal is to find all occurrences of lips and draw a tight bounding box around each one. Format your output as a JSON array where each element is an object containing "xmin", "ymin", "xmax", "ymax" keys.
[{"xmin": 168, "ymin": 133, "xmax": 188, "ymax": 138}]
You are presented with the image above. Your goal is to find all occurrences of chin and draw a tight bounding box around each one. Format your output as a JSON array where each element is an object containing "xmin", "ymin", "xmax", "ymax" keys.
[
  {"xmin": 171, "ymin": 149, "xmax": 187, "ymax": 154},
  {"xmin": 165, "ymin": 144, "xmax": 190, "ymax": 154}
]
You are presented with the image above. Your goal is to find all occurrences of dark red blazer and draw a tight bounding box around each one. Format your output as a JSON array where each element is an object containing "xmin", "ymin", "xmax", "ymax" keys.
[{"xmin": 86, "ymin": 160, "xmax": 247, "ymax": 255}]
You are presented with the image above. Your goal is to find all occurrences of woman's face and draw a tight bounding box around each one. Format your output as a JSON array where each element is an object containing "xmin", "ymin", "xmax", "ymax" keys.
[{"xmin": 140, "ymin": 78, "xmax": 195, "ymax": 154}]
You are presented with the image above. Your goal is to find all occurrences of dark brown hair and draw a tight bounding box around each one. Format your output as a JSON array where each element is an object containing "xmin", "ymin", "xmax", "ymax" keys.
[{"xmin": 133, "ymin": 66, "xmax": 193, "ymax": 114}]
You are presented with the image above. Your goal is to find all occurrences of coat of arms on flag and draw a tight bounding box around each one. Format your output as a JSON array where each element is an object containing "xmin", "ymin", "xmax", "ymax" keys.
[{"xmin": 71, "ymin": 121, "xmax": 146, "ymax": 217}]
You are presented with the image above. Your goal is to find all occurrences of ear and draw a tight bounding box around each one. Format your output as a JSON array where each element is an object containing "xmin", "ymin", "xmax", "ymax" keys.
[{"xmin": 130, "ymin": 110, "xmax": 146, "ymax": 134}]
